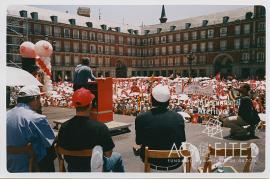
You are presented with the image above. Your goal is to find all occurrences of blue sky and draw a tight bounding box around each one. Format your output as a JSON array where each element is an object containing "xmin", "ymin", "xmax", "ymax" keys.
[{"xmin": 33, "ymin": 5, "xmax": 249, "ymax": 26}]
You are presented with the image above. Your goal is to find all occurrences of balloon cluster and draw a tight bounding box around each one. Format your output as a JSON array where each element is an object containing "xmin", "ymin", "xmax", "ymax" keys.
[{"xmin": 19, "ymin": 40, "xmax": 53, "ymax": 95}]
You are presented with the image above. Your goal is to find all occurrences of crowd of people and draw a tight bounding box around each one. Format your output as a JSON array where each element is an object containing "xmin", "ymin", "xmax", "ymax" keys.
[
  {"xmin": 40, "ymin": 82, "xmax": 74, "ymax": 108},
  {"xmin": 9, "ymin": 75, "xmax": 266, "ymax": 124},
  {"xmin": 113, "ymin": 76, "xmax": 265, "ymax": 121},
  {"xmin": 7, "ymin": 78, "xmax": 264, "ymax": 172},
  {"xmin": 6, "ymin": 56, "xmax": 265, "ymax": 173}
]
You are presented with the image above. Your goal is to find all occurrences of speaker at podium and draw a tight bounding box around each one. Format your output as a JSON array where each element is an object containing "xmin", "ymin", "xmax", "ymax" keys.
[{"xmin": 87, "ymin": 78, "xmax": 113, "ymax": 123}]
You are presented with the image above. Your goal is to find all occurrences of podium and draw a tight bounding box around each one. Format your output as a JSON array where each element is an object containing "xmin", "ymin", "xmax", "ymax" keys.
[
  {"xmin": 53, "ymin": 77, "xmax": 131, "ymax": 136},
  {"xmin": 88, "ymin": 78, "xmax": 113, "ymax": 123}
]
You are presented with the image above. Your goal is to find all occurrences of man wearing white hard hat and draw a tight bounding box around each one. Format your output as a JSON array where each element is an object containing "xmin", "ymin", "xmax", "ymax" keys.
[
  {"xmin": 7, "ymin": 85, "xmax": 56, "ymax": 172},
  {"xmin": 135, "ymin": 84, "xmax": 186, "ymax": 171}
]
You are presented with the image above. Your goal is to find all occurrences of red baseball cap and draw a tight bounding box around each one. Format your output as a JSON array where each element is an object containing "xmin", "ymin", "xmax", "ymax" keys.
[{"xmin": 72, "ymin": 88, "xmax": 95, "ymax": 107}]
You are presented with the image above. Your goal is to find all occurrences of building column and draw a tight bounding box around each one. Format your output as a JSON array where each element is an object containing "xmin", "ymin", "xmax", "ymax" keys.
[
  {"xmin": 111, "ymin": 70, "xmax": 115, "ymax": 77},
  {"xmin": 52, "ymin": 70, "xmax": 56, "ymax": 82},
  {"xmin": 127, "ymin": 69, "xmax": 132, "ymax": 77},
  {"xmin": 208, "ymin": 66, "xmax": 213, "ymax": 77},
  {"xmin": 71, "ymin": 70, "xmax": 74, "ymax": 81},
  {"xmin": 61, "ymin": 70, "xmax": 64, "ymax": 82},
  {"xmin": 233, "ymin": 66, "xmax": 241, "ymax": 78}
]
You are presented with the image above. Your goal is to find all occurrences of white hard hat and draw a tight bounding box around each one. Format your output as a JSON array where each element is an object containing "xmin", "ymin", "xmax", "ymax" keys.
[
  {"xmin": 152, "ymin": 84, "xmax": 170, "ymax": 102},
  {"xmin": 18, "ymin": 85, "xmax": 41, "ymax": 97}
]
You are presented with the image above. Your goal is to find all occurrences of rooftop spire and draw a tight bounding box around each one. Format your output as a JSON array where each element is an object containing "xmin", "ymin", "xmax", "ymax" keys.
[{"xmin": 159, "ymin": 5, "xmax": 167, "ymax": 23}]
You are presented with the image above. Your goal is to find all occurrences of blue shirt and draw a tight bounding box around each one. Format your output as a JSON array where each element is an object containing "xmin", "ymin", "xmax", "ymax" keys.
[
  {"xmin": 73, "ymin": 64, "xmax": 96, "ymax": 85},
  {"xmin": 6, "ymin": 103, "xmax": 55, "ymax": 172}
]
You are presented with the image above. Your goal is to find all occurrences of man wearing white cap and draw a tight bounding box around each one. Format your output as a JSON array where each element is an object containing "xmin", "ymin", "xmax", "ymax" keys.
[
  {"xmin": 7, "ymin": 85, "xmax": 56, "ymax": 172},
  {"xmin": 135, "ymin": 84, "xmax": 186, "ymax": 171}
]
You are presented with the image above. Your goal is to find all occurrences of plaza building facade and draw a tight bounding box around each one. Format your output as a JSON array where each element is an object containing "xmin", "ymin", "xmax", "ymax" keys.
[{"xmin": 7, "ymin": 5, "xmax": 265, "ymax": 81}]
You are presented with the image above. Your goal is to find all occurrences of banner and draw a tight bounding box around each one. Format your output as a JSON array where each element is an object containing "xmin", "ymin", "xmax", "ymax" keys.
[{"xmin": 183, "ymin": 82, "xmax": 213, "ymax": 97}]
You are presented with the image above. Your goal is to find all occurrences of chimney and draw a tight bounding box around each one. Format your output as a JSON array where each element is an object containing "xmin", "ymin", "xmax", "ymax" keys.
[
  {"xmin": 144, "ymin": 30, "xmax": 150, "ymax": 35},
  {"xmin": 50, "ymin": 16, "xmax": 58, "ymax": 23},
  {"xmin": 115, "ymin": 27, "xmax": 120, "ymax": 32},
  {"xmin": 202, "ymin": 20, "xmax": 208, "ymax": 27},
  {"xmin": 69, "ymin": 19, "xmax": 76, "ymax": 25},
  {"xmin": 100, "ymin": 24, "xmax": 107, "ymax": 30},
  {"xmin": 245, "ymin": 12, "xmax": 253, "ymax": 20},
  {"xmin": 185, "ymin": 23, "xmax": 191, "ymax": 29},
  {"xmin": 223, "ymin": 16, "xmax": 229, "ymax": 24},
  {"xmin": 30, "ymin": 12, "xmax": 38, "ymax": 21},
  {"xmin": 157, "ymin": 28, "xmax": 162, "ymax": 33},
  {"xmin": 133, "ymin": 30, "xmax": 138, "ymax": 35},
  {"xmin": 128, "ymin": 29, "xmax": 133, "ymax": 34},
  {"xmin": 170, "ymin": 25, "xmax": 176, "ymax": 31},
  {"xmin": 19, "ymin": 10, "xmax": 27, "ymax": 18},
  {"xmin": 86, "ymin": 22, "xmax": 93, "ymax": 28}
]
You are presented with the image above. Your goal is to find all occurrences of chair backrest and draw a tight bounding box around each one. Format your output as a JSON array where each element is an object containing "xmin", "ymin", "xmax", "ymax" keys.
[
  {"xmin": 144, "ymin": 146, "xmax": 192, "ymax": 172},
  {"xmin": 54, "ymin": 143, "xmax": 92, "ymax": 172},
  {"xmin": 7, "ymin": 143, "xmax": 36, "ymax": 172},
  {"xmin": 203, "ymin": 144, "xmax": 252, "ymax": 172}
]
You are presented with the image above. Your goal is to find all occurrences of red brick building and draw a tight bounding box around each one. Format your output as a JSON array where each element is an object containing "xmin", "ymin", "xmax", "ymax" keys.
[{"xmin": 7, "ymin": 5, "xmax": 265, "ymax": 81}]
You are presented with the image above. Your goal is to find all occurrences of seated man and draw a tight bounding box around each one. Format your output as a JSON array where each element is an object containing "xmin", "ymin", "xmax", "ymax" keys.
[
  {"xmin": 135, "ymin": 84, "xmax": 186, "ymax": 170},
  {"xmin": 57, "ymin": 88, "xmax": 124, "ymax": 172},
  {"xmin": 222, "ymin": 83, "xmax": 260, "ymax": 140},
  {"xmin": 7, "ymin": 85, "xmax": 56, "ymax": 172}
]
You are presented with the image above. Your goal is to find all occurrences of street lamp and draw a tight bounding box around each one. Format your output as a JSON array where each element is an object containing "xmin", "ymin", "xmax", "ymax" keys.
[
  {"xmin": 186, "ymin": 51, "xmax": 195, "ymax": 77},
  {"xmin": 44, "ymin": 34, "xmax": 49, "ymax": 41}
]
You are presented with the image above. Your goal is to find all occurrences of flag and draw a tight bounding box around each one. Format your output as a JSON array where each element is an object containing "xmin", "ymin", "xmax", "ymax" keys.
[
  {"xmin": 216, "ymin": 72, "xmax": 221, "ymax": 81},
  {"xmin": 168, "ymin": 73, "xmax": 174, "ymax": 79}
]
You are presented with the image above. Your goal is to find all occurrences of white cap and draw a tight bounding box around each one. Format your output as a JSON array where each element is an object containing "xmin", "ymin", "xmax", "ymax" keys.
[
  {"xmin": 18, "ymin": 85, "xmax": 41, "ymax": 97},
  {"xmin": 152, "ymin": 84, "xmax": 170, "ymax": 102}
]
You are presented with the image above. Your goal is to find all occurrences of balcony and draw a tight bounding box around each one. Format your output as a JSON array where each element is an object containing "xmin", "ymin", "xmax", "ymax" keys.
[
  {"xmin": 220, "ymin": 33, "xmax": 227, "ymax": 37},
  {"xmin": 243, "ymin": 44, "xmax": 250, "ymax": 49},
  {"xmin": 241, "ymin": 59, "xmax": 249, "ymax": 64},
  {"xmin": 64, "ymin": 48, "xmax": 70, "ymax": 52},
  {"xmin": 55, "ymin": 47, "xmax": 61, "ymax": 52},
  {"xmin": 256, "ymin": 28, "xmax": 265, "ymax": 33},
  {"xmin": 54, "ymin": 33, "xmax": 61, "ymax": 37},
  {"xmin": 256, "ymin": 59, "xmax": 265, "ymax": 63},
  {"xmin": 73, "ymin": 35, "xmax": 80, "ymax": 39},
  {"xmin": 200, "ymin": 35, "xmax": 206, "ymax": 39},
  {"xmin": 90, "ymin": 37, "xmax": 96, "ymax": 41},
  {"xmin": 73, "ymin": 49, "xmax": 80, "ymax": 53},
  {"xmin": 97, "ymin": 39, "xmax": 104, "ymax": 42},
  {"xmin": 90, "ymin": 50, "xmax": 97, "ymax": 54},
  {"xmin": 81, "ymin": 35, "xmax": 88, "ymax": 40},
  {"xmin": 256, "ymin": 44, "xmax": 265, "ymax": 48},
  {"xmin": 82, "ymin": 49, "xmax": 89, "ymax": 53},
  {"xmin": 64, "ymin": 34, "xmax": 70, "ymax": 38}
]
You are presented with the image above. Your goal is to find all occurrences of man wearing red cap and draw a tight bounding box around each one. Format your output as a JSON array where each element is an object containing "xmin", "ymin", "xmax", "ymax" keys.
[{"xmin": 57, "ymin": 88, "xmax": 125, "ymax": 172}]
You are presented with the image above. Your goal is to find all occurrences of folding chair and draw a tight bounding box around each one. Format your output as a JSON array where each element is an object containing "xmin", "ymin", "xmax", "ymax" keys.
[
  {"xmin": 7, "ymin": 143, "xmax": 37, "ymax": 172},
  {"xmin": 54, "ymin": 143, "xmax": 92, "ymax": 172},
  {"xmin": 144, "ymin": 146, "xmax": 191, "ymax": 172},
  {"xmin": 200, "ymin": 144, "xmax": 252, "ymax": 173}
]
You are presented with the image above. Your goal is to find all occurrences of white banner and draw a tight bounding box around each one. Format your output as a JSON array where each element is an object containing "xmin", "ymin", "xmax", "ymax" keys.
[{"xmin": 183, "ymin": 82, "xmax": 213, "ymax": 97}]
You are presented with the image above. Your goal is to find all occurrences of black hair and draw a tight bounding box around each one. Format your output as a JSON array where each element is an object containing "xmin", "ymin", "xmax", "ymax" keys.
[
  {"xmin": 81, "ymin": 57, "xmax": 90, "ymax": 66},
  {"xmin": 151, "ymin": 95, "xmax": 169, "ymax": 108},
  {"xmin": 17, "ymin": 96, "xmax": 35, "ymax": 104},
  {"xmin": 242, "ymin": 83, "xmax": 251, "ymax": 92},
  {"xmin": 76, "ymin": 103, "xmax": 92, "ymax": 112}
]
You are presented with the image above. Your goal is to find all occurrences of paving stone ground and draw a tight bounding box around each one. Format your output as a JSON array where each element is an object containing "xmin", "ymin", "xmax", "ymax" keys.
[{"xmin": 43, "ymin": 106, "xmax": 265, "ymax": 173}]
